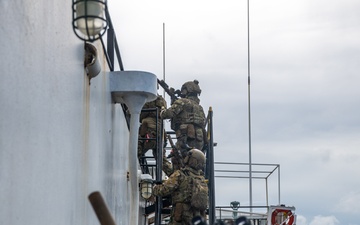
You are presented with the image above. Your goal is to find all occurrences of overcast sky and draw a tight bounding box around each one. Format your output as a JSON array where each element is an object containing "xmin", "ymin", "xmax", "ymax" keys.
[{"xmin": 109, "ymin": 0, "xmax": 360, "ymax": 224}]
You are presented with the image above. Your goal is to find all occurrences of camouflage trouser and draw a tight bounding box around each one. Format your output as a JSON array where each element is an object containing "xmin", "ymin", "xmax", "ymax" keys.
[
  {"xmin": 175, "ymin": 124, "xmax": 204, "ymax": 156},
  {"xmin": 169, "ymin": 203, "xmax": 200, "ymax": 225},
  {"xmin": 138, "ymin": 117, "xmax": 157, "ymax": 157},
  {"xmin": 138, "ymin": 117, "xmax": 165, "ymax": 159},
  {"xmin": 138, "ymin": 136, "xmax": 156, "ymax": 157}
]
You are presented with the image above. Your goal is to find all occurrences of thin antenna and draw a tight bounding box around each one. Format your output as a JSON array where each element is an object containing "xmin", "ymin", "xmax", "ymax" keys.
[
  {"xmin": 162, "ymin": 22, "xmax": 166, "ymax": 97},
  {"xmin": 247, "ymin": 0, "xmax": 253, "ymax": 212}
]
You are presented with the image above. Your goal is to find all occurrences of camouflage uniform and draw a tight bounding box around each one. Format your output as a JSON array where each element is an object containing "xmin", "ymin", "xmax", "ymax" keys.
[
  {"xmin": 138, "ymin": 95, "xmax": 167, "ymax": 158},
  {"xmin": 153, "ymin": 166, "xmax": 206, "ymax": 225},
  {"xmin": 161, "ymin": 80, "xmax": 206, "ymax": 157},
  {"xmin": 154, "ymin": 149, "xmax": 207, "ymax": 225}
]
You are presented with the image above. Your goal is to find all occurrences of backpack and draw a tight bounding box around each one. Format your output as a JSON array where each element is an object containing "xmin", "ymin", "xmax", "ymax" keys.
[{"xmin": 190, "ymin": 175, "xmax": 209, "ymax": 211}]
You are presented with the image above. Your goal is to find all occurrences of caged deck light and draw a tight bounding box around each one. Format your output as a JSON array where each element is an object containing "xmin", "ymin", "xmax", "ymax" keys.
[
  {"xmin": 140, "ymin": 174, "xmax": 154, "ymax": 200},
  {"xmin": 72, "ymin": 0, "xmax": 108, "ymax": 42}
]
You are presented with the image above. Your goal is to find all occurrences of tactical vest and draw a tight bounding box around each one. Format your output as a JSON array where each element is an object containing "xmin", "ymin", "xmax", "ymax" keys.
[
  {"xmin": 172, "ymin": 99, "xmax": 205, "ymax": 130},
  {"xmin": 171, "ymin": 168, "xmax": 207, "ymax": 209},
  {"xmin": 171, "ymin": 169, "xmax": 192, "ymax": 204}
]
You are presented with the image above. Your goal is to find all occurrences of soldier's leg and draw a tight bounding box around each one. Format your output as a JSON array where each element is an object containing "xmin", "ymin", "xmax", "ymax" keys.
[
  {"xmin": 175, "ymin": 128, "xmax": 189, "ymax": 156},
  {"xmin": 186, "ymin": 124, "xmax": 196, "ymax": 149},
  {"xmin": 142, "ymin": 118, "xmax": 158, "ymax": 158},
  {"xmin": 181, "ymin": 203, "xmax": 195, "ymax": 225},
  {"xmin": 194, "ymin": 127, "xmax": 204, "ymax": 150},
  {"xmin": 138, "ymin": 119, "xmax": 147, "ymax": 158},
  {"xmin": 138, "ymin": 139, "xmax": 144, "ymax": 158}
]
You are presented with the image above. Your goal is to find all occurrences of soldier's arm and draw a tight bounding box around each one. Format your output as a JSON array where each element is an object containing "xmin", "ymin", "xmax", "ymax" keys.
[
  {"xmin": 161, "ymin": 100, "xmax": 183, "ymax": 119},
  {"xmin": 153, "ymin": 170, "xmax": 181, "ymax": 197}
]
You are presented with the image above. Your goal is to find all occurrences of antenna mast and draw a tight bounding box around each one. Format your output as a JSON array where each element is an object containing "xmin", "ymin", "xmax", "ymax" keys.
[
  {"xmin": 162, "ymin": 22, "xmax": 166, "ymax": 97},
  {"xmin": 247, "ymin": 0, "xmax": 253, "ymax": 212}
]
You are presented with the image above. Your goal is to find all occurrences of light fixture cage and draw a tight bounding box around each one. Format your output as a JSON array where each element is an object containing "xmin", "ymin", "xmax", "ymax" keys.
[
  {"xmin": 140, "ymin": 179, "xmax": 153, "ymax": 200},
  {"xmin": 72, "ymin": 0, "xmax": 108, "ymax": 42}
]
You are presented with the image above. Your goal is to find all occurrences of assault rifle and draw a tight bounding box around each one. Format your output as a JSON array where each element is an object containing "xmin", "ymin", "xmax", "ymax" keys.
[
  {"xmin": 157, "ymin": 79, "xmax": 182, "ymax": 104},
  {"xmin": 166, "ymin": 134, "xmax": 184, "ymax": 168}
]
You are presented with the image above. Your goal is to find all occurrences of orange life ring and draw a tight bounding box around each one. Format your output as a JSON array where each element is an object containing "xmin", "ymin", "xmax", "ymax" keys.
[{"xmin": 271, "ymin": 209, "xmax": 294, "ymax": 225}]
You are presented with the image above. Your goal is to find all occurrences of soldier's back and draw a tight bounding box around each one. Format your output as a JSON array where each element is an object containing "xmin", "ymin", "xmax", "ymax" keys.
[{"xmin": 141, "ymin": 95, "xmax": 167, "ymax": 120}]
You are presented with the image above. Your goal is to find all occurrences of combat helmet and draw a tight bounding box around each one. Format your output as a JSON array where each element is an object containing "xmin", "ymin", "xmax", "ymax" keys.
[
  {"xmin": 181, "ymin": 80, "xmax": 201, "ymax": 97},
  {"xmin": 184, "ymin": 148, "xmax": 206, "ymax": 170}
]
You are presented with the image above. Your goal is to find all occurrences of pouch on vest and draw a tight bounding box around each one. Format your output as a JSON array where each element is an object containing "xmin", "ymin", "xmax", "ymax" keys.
[
  {"xmin": 187, "ymin": 124, "xmax": 196, "ymax": 139},
  {"xmin": 179, "ymin": 124, "xmax": 188, "ymax": 135},
  {"xmin": 191, "ymin": 176, "xmax": 208, "ymax": 211},
  {"xmin": 195, "ymin": 128, "xmax": 203, "ymax": 142}
]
